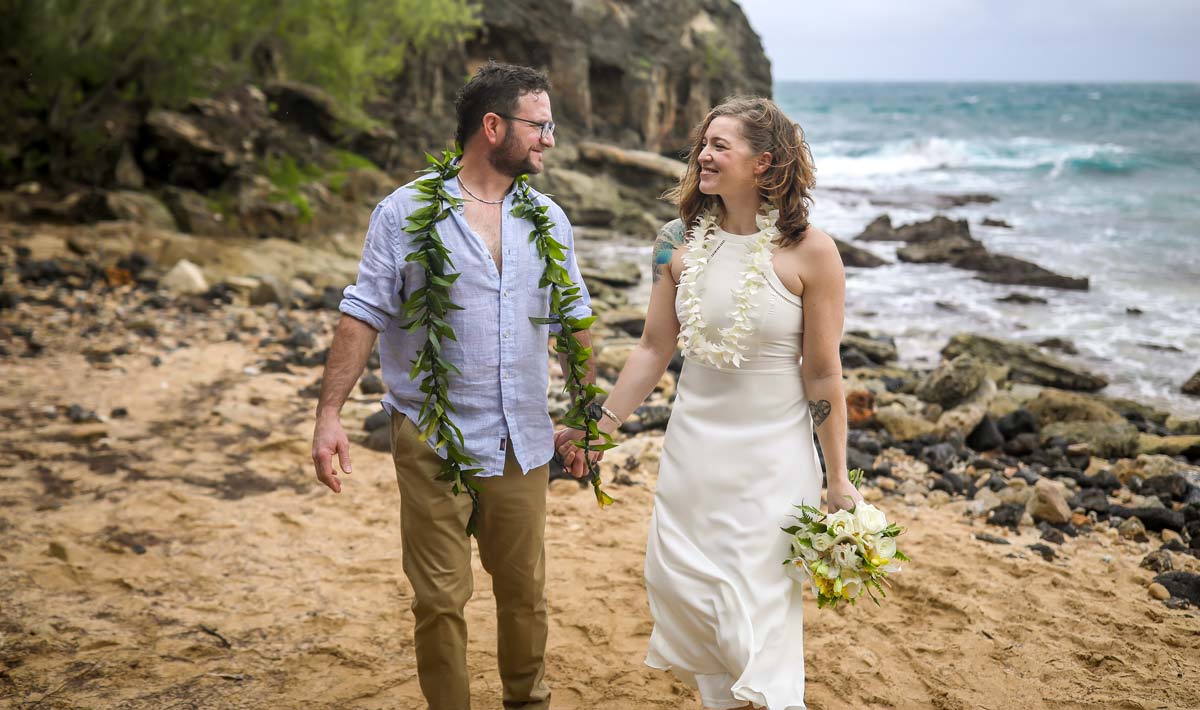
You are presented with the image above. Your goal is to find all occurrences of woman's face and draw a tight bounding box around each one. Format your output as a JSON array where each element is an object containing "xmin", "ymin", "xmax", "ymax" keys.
[{"xmin": 697, "ymin": 116, "xmax": 762, "ymax": 197}]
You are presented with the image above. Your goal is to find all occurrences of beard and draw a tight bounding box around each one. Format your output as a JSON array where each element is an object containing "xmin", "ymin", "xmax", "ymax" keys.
[{"xmin": 487, "ymin": 130, "xmax": 539, "ymax": 177}]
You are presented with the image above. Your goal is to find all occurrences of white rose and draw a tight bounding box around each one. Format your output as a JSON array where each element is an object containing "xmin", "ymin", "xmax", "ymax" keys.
[
  {"xmin": 826, "ymin": 509, "xmax": 858, "ymax": 537},
  {"xmin": 854, "ymin": 503, "xmax": 889, "ymax": 535},
  {"xmin": 839, "ymin": 576, "xmax": 864, "ymax": 601},
  {"xmin": 874, "ymin": 536, "xmax": 897, "ymax": 560},
  {"xmin": 810, "ymin": 532, "xmax": 834, "ymax": 552}
]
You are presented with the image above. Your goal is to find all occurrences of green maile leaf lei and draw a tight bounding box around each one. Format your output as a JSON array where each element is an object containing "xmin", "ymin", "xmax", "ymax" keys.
[{"xmin": 401, "ymin": 146, "xmax": 615, "ymax": 537}]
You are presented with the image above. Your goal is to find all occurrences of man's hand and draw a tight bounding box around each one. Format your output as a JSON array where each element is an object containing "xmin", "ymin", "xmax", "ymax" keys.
[
  {"xmin": 313, "ymin": 414, "xmax": 353, "ymax": 493},
  {"xmin": 825, "ymin": 474, "xmax": 864, "ymax": 513},
  {"xmin": 554, "ymin": 427, "xmax": 602, "ymax": 479}
]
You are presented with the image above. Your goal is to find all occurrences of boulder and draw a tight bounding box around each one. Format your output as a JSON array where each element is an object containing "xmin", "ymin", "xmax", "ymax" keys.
[
  {"xmin": 1027, "ymin": 478, "xmax": 1071, "ymax": 524},
  {"xmin": 942, "ymin": 333, "xmax": 1107, "ymax": 392},
  {"xmin": 1183, "ymin": 369, "xmax": 1200, "ymax": 397},
  {"xmin": 264, "ymin": 81, "xmax": 349, "ymax": 143},
  {"xmin": 160, "ymin": 259, "xmax": 209, "ymax": 295},
  {"xmin": 874, "ymin": 403, "xmax": 935, "ymax": 441},
  {"xmin": 933, "ymin": 378, "xmax": 996, "ymax": 438},
  {"xmin": 957, "ymin": 252, "xmax": 1089, "ymax": 290},
  {"xmin": 1026, "ymin": 389, "xmax": 1123, "ymax": 425},
  {"xmin": 162, "ymin": 188, "xmax": 228, "ymax": 235},
  {"xmin": 1136, "ymin": 434, "xmax": 1200, "ymax": 459},
  {"xmin": 141, "ymin": 109, "xmax": 238, "ymax": 189},
  {"xmin": 99, "ymin": 191, "xmax": 178, "ymax": 231},
  {"xmin": 580, "ymin": 260, "xmax": 641, "ymax": 288},
  {"xmin": 853, "ymin": 215, "xmax": 895, "ymax": 241},
  {"xmin": 897, "ymin": 235, "xmax": 984, "ymax": 264},
  {"xmin": 841, "ymin": 332, "xmax": 898, "ymax": 364},
  {"xmin": 834, "ymin": 238, "xmax": 888, "ymax": 268},
  {"xmin": 894, "ymin": 215, "xmax": 971, "ymax": 243},
  {"xmin": 538, "ymin": 167, "xmax": 623, "ymax": 226},
  {"xmin": 1041, "ymin": 420, "xmax": 1139, "ymax": 459},
  {"xmin": 917, "ymin": 354, "xmax": 987, "ymax": 408}
]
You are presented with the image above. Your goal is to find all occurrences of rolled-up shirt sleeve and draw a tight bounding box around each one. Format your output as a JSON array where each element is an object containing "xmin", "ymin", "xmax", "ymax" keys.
[
  {"xmin": 555, "ymin": 217, "xmax": 593, "ymax": 332},
  {"xmin": 339, "ymin": 199, "xmax": 403, "ymax": 332}
]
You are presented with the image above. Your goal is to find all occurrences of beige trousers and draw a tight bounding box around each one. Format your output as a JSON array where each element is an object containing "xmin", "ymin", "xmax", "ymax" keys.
[{"xmin": 391, "ymin": 413, "xmax": 551, "ymax": 710}]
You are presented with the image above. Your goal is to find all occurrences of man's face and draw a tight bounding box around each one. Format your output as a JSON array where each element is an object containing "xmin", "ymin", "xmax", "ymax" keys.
[{"xmin": 488, "ymin": 90, "xmax": 555, "ymax": 177}]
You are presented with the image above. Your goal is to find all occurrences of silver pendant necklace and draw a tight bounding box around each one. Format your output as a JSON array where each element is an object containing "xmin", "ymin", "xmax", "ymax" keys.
[{"xmin": 459, "ymin": 177, "xmax": 506, "ymax": 205}]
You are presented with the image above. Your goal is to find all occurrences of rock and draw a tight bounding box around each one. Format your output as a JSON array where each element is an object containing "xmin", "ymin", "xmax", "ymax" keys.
[
  {"xmin": 596, "ymin": 340, "xmax": 638, "ymax": 380},
  {"xmin": 1028, "ymin": 478, "xmax": 1072, "ymax": 524},
  {"xmin": 958, "ymin": 252, "xmax": 1089, "ymax": 290},
  {"xmin": 1004, "ymin": 432, "xmax": 1040, "ymax": 457},
  {"xmin": 1166, "ymin": 416, "xmax": 1200, "ymax": 435},
  {"xmin": 982, "ymin": 217, "xmax": 1012, "ymax": 228},
  {"xmin": 141, "ymin": 109, "xmax": 237, "ymax": 189},
  {"xmin": 841, "ymin": 348, "xmax": 873, "ymax": 369},
  {"xmin": 1038, "ymin": 523, "xmax": 1067, "ymax": 544},
  {"xmin": 1148, "ymin": 582, "xmax": 1171, "ymax": 600},
  {"xmin": 575, "ymin": 142, "xmax": 686, "ymax": 182},
  {"xmin": 1139, "ymin": 472, "xmax": 1193, "ymax": 502},
  {"xmin": 1136, "ymin": 434, "xmax": 1200, "ymax": 459},
  {"xmin": 966, "ymin": 415, "xmax": 1004, "ymax": 452},
  {"xmin": 363, "ymin": 426, "xmax": 391, "ymax": 452},
  {"xmin": 263, "ymin": 80, "xmax": 350, "ymax": 143},
  {"xmin": 359, "ymin": 372, "xmax": 386, "ymax": 395},
  {"xmin": 997, "ymin": 408, "xmax": 1039, "ymax": 440},
  {"xmin": 917, "ymin": 354, "xmax": 987, "ymax": 408},
  {"xmin": 580, "ymin": 260, "xmax": 640, "ymax": 288},
  {"xmin": 99, "ymin": 191, "xmax": 178, "ymax": 230},
  {"xmin": 1108, "ymin": 455, "xmax": 1185, "ymax": 482},
  {"xmin": 997, "ymin": 292, "xmax": 1048, "ymax": 305},
  {"xmin": 540, "ymin": 168, "xmax": 623, "ymax": 226},
  {"xmin": 1141, "ymin": 550, "xmax": 1173, "ymax": 573},
  {"xmin": 834, "ymin": 238, "xmax": 888, "ymax": 268},
  {"xmin": 943, "ymin": 333, "xmax": 1107, "ymax": 392},
  {"xmin": 548, "ymin": 478, "xmax": 582, "ymax": 496},
  {"xmin": 1110, "ymin": 506, "xmax": 1185, "ymax": 533},
  {"xmin": 1162, "ymin": 529, "xmax": 1185, "ymax": 547},
  {"xmin": 1036, "ymin": 337, "xmax": 1078, "ymax": 355},
  {"xmin": 975, "ymin": 532, "xmax": 1011, "ymax": 545},
  {"xmin": 249, "ymin": 275, "xmax": 291, "ymax": 306},
  {"xmin": 1153, "ymin": 572, "xmax": 1200, "ymax": 606},
  {"xmin": 1028, "ymin": 543, "xmax": 1055, "ymax": 561},
  {"xmin": 1041, "ymin": 421, "xmax": 1139, "ymax": 459},
  {"xmin": 1072, "ymin": 487, "xmax": 1111, "ymax": 514},
  {"xmin": 364, "ymin": 410, "xmax": 390, "ymax": 432},
  {"xmin": 1183, "ymin": 370, "xmax": 1200, "ymax": 397},
  {"xmin": 921, "ymin": 442, "xmax": 959, "ymax": 473},
  {"xmin": 972, "ymin": 486, "xmax": 1003, "ymax": 513},
  {"xmin": 1118, "ymin": 515, "xmax": 1148, "ymax": 541},
  {"xmin": 988, "ymin": 503, "xmax": 1026, "ymax": 530},
  {"xmin": 893, "ymin": 215, "xmax": 972, "ymax": 244},
  {"xmin": 47, "ymin": 542, "xmax": 69, "ymax": 561},
  {"xmin": 897, "ymin": 234, "xmax": 984, "ymax": 264},
  {"xmin": 160, "ymin": 259, "xmax": 209, "ymax": 295},
  {"xmin": 846, "ymin": 390, "xmax": 877, "ymax": 429},
  {"xmin": 632, "ymin": 405, "xmax": 671, "ymax": 431},
  {"xmin": 1027, "ymin": 389, "xmax": 1123, "ymax": 425},
  {"xmin": 933, "ymin": 378, "xmax": 996, "ymax": 438},
  {"xmin": 853, "ymin": 215, "xmax": 895, "ymax": 241},
  {"xmin": 874, "ymin": 403, "xmax": 934, "ymax": 441},
  {"xmin": 841, "ymin": 332, "xmax": 898, "ymax": 364}
]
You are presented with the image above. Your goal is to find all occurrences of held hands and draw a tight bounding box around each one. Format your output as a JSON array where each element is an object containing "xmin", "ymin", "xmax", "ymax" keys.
[
  {"xmin": 312, "ymin": 414, "xmax": 352, "ymax": 493},
  {"xmin": 553, "ymin": 427, "xmax": 604, "ymax": 479},
  {"xmin": 825, "ymin": 473, "xmax": 864, "ymax": 513}
]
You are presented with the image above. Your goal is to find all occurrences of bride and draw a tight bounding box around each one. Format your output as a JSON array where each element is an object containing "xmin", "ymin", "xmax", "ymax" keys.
[{"xmin": 557, "ymin": 96, "xmax": 860, "ymax": 709}]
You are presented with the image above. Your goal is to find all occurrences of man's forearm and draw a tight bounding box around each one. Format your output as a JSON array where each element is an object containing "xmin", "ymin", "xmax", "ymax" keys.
[{"xmin": 316, "ymin": 315, "xmax": 380, "ymax": 419}]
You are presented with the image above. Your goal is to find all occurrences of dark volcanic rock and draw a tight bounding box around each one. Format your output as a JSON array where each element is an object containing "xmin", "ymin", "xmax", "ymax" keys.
[
  {"xmin": 1109, "ymin": 506, "xmax": 1185, "ymax": 533},
  {"xmin": 1153, "ymin": 572, "xmax": 1200, "ymax": 606},
  {"xmin": 853, "ymin": 215, "xmax": 895, "ymax": 241},
  {"xmin": 1071, "ymin": 487, "xmax": 1111, "ymax": 514},
  {"xmin": 997, "ymin": 292, "xmax": 1048, "ymax": 305},
  {"xmin": 998, "ymin": 408, "xmax": 1039, "ymax": 440},
  {"xmin": 966, "ymin": 415, "xmax": 1004, "ymax": 452},
  {"xmin": 942, "ymin": 333, "xmax": 1107, "ymax": 392},
  {"xmin": 1183, "ymin": 370, "xmax": 1200, "ymax": 397},
  {"xmin": 834, "ymin": 238, "xmax": 888, "ymax": 268},
  {"xmin": 1141, "ymin": 550, "xmax": 1173, "ymax": 573},
  {"xmin": 364, "ymin": 410, "xmax": 391, "ymax": 432},
  {"xmin": 359, "ymin": 371, "xmax": 386, "ymax": 395},
  {"xmin": 988, "ymin": 503, "xmax": 1026, "ymax": 530},
  {"xmin": 957, "ymin": 252, "xmax": 1089, "ymax": 290}
]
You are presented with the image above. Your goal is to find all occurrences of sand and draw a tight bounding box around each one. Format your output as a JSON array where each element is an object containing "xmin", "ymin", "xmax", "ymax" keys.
[{"xmin": 2, "ymin": 300, "xmax": 1200, "ymax": 710}]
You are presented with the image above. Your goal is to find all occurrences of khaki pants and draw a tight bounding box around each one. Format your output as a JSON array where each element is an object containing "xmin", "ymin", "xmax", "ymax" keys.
[{"xmin": 391, "ymin": 413, "xmax": 551, "ymax": 710}]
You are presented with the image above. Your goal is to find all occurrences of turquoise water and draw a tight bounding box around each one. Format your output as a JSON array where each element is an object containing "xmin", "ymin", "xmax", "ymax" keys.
[{"xmin": 775, "ymin": 82, "xmax": 1200, "ymax": 414}]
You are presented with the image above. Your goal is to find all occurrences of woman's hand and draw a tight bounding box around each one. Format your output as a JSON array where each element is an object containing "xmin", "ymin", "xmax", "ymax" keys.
[{"xmin": 825, "ymin": 474, "xmax": 864, "ymax": 513}]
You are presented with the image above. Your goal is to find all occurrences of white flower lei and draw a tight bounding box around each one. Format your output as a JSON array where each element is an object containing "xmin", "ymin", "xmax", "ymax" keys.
[{"xmin": 678, "ymin": 208, "xmax": 780, "ymax": 367}]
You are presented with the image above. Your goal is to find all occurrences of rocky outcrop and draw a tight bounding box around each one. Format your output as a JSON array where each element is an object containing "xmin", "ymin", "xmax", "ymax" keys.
[{"xmin": 941, "ymin": 333, "xmax": 1108, "ymax": 392}]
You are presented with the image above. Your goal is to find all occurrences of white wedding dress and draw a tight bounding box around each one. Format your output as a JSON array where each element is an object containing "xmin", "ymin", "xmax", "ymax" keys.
[{"xmin": 644, "ymin": 226, "xmax": 822, "ymax": 709}]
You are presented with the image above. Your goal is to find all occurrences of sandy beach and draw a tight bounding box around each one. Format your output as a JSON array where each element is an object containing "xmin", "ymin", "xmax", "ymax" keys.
[{"xmin": 2, "ymin": 278, "xmax": 1199, "ymax": 710}]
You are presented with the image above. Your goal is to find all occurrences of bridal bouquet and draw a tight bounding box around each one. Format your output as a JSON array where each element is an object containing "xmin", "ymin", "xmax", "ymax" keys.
[{"xmin": 783, "ymin": 470, "xmax": 908, "ymax": 609}]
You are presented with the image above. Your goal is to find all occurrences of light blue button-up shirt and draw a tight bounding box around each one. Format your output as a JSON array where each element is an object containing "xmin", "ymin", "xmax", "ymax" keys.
[{"xmin": 339, "ymin": 174, "xmax": 592, "ymax": 477}]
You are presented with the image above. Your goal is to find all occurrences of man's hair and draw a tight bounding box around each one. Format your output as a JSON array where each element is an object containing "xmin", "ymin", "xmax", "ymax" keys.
[{"xmin": 454, "ymin": 62, "xmax": 551, "ymax": 148}]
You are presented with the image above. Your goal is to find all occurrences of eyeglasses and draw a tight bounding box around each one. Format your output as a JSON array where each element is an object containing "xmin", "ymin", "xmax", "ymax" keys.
[{"xmin": 497, "ymin": 113, "xmax": 556, "ymax": 141}]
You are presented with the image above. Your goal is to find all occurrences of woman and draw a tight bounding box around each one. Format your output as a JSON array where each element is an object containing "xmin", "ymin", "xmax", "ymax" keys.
[{"xmin": 558, "ymin": 96, "xmax": 861, "ymax": 709}]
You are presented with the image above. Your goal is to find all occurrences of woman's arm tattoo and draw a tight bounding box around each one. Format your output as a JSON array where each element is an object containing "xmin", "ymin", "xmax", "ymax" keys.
[
  {"xmin": 809, "ymin": 399, "xmax": 832, "ymax": 428},
  {"xmin": 652, "ymin": 220, "xmax": 686, "ymax": 283}
]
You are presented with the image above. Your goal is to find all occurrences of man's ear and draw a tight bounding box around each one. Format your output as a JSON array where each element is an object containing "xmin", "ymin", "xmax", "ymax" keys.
[{"xmin": 481, "ymin": 113, "xmax": 506, "ymax": 146}]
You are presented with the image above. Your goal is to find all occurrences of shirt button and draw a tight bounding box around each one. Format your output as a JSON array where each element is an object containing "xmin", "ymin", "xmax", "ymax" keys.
[{"xmin": 503, "ymin": 331, "xmax": 510, "ymax": 338}]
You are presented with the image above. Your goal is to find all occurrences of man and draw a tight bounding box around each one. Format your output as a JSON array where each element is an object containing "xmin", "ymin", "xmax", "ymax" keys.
[{"xmin": 311, "ymin": 62, "xmax": 593, "ymax": 710}]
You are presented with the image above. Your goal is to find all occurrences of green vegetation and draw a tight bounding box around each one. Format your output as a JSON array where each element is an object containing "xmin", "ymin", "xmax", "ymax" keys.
[{"xmin": 0, "ymin": 0, "xmax": 479, "ymax": 184}]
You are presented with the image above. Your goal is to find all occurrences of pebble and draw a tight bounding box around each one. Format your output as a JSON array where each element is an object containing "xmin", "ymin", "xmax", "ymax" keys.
[{"xmin": 1148, "ymin": 582, "xmax": 1171, "ymax": 600}]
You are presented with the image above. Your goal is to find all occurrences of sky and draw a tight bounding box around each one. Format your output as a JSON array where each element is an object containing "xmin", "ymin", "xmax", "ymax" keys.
[{"xmin": 736, "ymin": 0, "xmax": 1200, "ymax": 82}]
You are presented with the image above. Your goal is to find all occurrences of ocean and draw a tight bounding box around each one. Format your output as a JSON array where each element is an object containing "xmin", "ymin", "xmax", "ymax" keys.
[{"xmin": 774, "ymin": 82, "xmax": 1200, "ymax": 416}]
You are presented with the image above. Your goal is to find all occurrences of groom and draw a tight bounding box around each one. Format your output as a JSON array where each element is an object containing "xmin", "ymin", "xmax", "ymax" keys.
[{"xmin": 311, "ymin": 62, "xmax": 594, "ymax": 709}]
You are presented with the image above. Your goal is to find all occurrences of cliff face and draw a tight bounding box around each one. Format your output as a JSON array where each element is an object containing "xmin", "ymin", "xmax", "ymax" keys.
[{"xmin": 392, "ymin": 0, "xmax": 771, "ymax": 164}]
